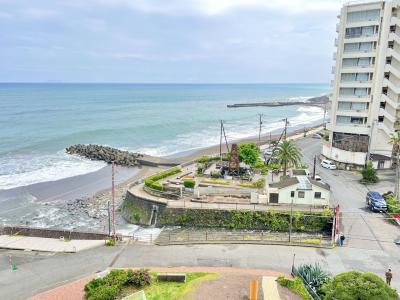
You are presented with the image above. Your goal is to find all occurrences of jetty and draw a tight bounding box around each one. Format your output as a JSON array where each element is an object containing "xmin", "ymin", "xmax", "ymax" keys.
[{"xmin": 227, "ymin": 95, "xmax": 329, "ymax": 108}]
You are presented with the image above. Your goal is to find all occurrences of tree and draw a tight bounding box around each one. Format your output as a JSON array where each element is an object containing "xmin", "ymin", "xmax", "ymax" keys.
[
  {"xmin": 237, "ymin": 143, "xmax": 260, "ymax": 167},
  {"xmin": 360, "ymin": 161, "xmax": 378, "ymax": 183},
  {"xmin": 273, "ymin": 140, "xmax": 302, "ymax": 175},
  {"xmin": 389, "ymin": 131, "xmax": 400, "ymax": 200},
  {"xmin": 321, "ymin": 271, "xmax": 397, "ymax": 300}
]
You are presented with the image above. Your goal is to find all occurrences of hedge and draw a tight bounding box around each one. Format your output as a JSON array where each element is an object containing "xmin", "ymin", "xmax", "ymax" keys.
[
  {"xmin": 157, "ymin": 208, "xmax": 333, "ymax": 232},
  {"xmin": 197, "ymin": 156, "xmax": 220, "ymax": 163},
  {"xmin": 144, "ymin": 167, "xmax": 181, "ymax": 191},
  {"xmin": 183, "ymin": 179, "xmax": 195, "ymax": 188},
  {"xmin": 276, "ymin": 276, "xmax": 312, "ymax": 300}
]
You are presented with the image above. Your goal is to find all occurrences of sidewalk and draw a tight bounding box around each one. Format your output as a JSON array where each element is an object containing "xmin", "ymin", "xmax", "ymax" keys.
[{"xmin": 0, "ymin": 235, "xmax": 104, "ymax": 252}]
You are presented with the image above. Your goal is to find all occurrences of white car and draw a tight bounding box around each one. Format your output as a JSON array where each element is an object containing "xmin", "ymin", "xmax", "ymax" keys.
[
  {"xmin": 321, "ymin": 159, "xmax": 337, "ymax": 170},
  {"xmin": 314, "ymin": 174, "xmax": 322, "ymax": 181}
]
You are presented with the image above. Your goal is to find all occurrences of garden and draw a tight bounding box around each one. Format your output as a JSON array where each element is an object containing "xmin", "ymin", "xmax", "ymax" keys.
[
  {"xmin": 84, "ymin": 269, "xmax": 218, "ymax": 300},
  {"xmin": 280, "ymin": 262, "xmax": 398, "ymax": 300}
]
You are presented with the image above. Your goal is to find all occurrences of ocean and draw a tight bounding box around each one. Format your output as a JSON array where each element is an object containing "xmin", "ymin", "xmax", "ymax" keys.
[{"xmin": 0, "ymin": 83, "xmax": 329, "ymax": 190}]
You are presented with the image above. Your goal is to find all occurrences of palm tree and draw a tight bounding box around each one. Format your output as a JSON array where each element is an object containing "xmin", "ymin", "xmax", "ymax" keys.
[
  {"xmin": 273, "ymin": 140, "xmax": 302, "ymax": 175},
  {"xmin": 389, "ymin": 131, "xmax": 400, "ymax": 200}
]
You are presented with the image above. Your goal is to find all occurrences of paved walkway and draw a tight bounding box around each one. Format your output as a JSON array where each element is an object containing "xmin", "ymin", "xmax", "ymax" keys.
[
  {"xmin": 0, "ymin": 235, "xmax": 104, "ymax": 252},
  {"xmin": 262, "ymin": 276, "xmax": 281, "ymax": 300}
]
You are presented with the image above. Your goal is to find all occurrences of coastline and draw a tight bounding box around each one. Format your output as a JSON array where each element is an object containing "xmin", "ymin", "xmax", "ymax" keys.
[{"xmin": 0, "ymin": 118, "xmax": 325, "ymax": 231}]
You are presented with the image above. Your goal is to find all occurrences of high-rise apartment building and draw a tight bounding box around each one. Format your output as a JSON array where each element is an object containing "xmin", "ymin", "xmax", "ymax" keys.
[{"xmin": 323, "ymin": 0, "xmax": 400, "ymax": 169}]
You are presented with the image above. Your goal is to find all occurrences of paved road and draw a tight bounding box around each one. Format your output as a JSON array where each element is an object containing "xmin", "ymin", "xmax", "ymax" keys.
[{"xmin": 2, "ymin": 137, "xmax": 400, "ymax": 299}]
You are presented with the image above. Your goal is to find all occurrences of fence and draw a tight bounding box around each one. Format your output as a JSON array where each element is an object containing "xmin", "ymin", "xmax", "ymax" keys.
[{"xmin": 154, "ymin": 229, "xmax": 333, "ymax": 247}]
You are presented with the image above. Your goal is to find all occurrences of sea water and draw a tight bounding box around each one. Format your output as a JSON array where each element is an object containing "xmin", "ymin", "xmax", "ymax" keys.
[{"xmin": 0, "ymin": 83, "xmax": 329, "ymax": 190}]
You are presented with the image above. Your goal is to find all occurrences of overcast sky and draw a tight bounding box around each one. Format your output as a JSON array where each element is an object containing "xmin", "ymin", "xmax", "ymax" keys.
[{"xmin": 0, "ymin": 0, "xmax": 347, "ymax": 83}]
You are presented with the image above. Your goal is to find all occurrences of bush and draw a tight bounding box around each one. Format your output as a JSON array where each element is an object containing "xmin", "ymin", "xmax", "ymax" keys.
[
  {"xmin": 211, "ymin": 171, "xmax": 221, "ymax": 179},
  {"xmin": 86, "ymin": 285, "xmax": 120, "ymax": 300},
  {"xmin": 144, "ymin": 168, "xmax": 181, "ymax": 191},
  {"xmin": 237, "ymin": 143, "xmax": 260, "ymax": 167},
  {"xmin": 183, "ymin": 179, "xmax": 195, "ymax": 188},
  {"xmin": 321, "ymin": 271, "xmax": 397, "ymax": 300},
  {"xmin": 255, "ymin": 178, "xmax": 265, "ymax": 188},
  {"xmin": 197, "ymin": 156, "xmax": 220, "ymax": 163},
  {"xmin": 385, "ymin": 195, "xmax": 400, "ymax": 214},
  {"xmin": 127, "ymin": 269, "xmax": 151, "ymax": 288},
  {"xmin": 84, "ymin": 269, "xmax": 151, "ymax": 300},
  {"xmin": 105, "ymin": 239, "xmax": 115, "ymax": 246},
  {"xmin": 276, "ymin": 276, "xmax": 312, "ymax": 300},
  {"xmin": 295, "ymin": 263, "xmax": 330, "ymax": 296},
  {"xmin": 360, "ymin": 161, "xmax": 378, "ymax": 184}
]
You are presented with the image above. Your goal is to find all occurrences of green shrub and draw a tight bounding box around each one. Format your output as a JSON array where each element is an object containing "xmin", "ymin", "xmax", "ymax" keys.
[
  {"xmin": 385, "ymin": 195, "xmax": 400, "ymax": 214},
  {"xmin": 276, "ymin": 276, "xmax": 312, "ymax": 300},
  {"xmin": 360, "ymin": 161, "xmax": 378, "ymax": 184},
  {"xmin": 321, "ymin": 271, "xmax": 397, "ymax": 300},
  {"xmin": 86, "ymin": 285, "xmax": 120, "ymax": 300},
  {"xmin": 201, "ymin": 178, "xmax": 230, "ymax": 185},
  {"xmin": 197, "ymin": 156, "xmax": 220, "ymax": 163},
  {"xmin": 295, "ymin": 263, "xmax": 330, "ymax": 296},
  {"xmin": 127, "ymin": 269, "xmax": 151, "ymax": 288},
  {"xmin": 237, "ymin": 143, "xmax": 260, "ymax": 167},
  {"xmin": 183, "ymin": 179, "xmax": 195, "ymax": 188},
  {"xmin": 144, "ymin": 167, "xmax": 181, "ymax": 191},
  {"xmin": 211, "ymin": 171, "xmax": 221, "ymax": 179},
  {"xmin": 105, "ymin": 239, "xmax": 115, "ymax": 246},
  {"xmin": 255, "ymin": 178, "xmax": 265, "ymax": 188},
  {"xmin": 103, "ymin": 269, "xmax": 130, "ymax": 287},
  {"xmin": 84, "ymin": 278, "xmax": 104, "ymax": 293}
]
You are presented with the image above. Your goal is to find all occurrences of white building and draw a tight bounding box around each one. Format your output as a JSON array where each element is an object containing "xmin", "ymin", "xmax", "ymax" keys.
[
  {"xmin": 267, "ymin": 176, "xmax": 331, "ymax": 207},
  {"xmin": 323, "ymin": 0, "xmax": 400, "ymax": 169}
]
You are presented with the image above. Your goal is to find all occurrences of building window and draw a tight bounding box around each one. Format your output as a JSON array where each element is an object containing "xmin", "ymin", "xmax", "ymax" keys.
[
  {"xmin": 315, "ymin": 192, "xmax": 322, "ymax": 199},
  {"xmin": 378, "ymin": 116, "xmax": 384, "ymax": 123},
  {"xmin": 298, "ymin": 191, "xmax": 305, "ymax": 198},
  {"xmin": 291, "ymin": 191, "xmax": 295, "ymax": 197},
  {"xmin": 270, "ymin": 193, "xmax": 279, "ymax": 203}
]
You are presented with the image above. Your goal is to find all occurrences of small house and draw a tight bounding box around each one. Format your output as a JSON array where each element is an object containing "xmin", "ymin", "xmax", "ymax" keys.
[{"xmin": 267, "ymin": 176, "xmax": 330, "ymax": 207}]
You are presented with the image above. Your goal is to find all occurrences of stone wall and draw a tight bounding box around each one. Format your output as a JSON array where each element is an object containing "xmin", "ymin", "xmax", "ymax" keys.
[
  {"xmin": 122, "ymin": 189, "xmax": 167, "ymax": 226},
  {"xmin": 0, "ymin": 226, "xmax": 109, "ymax": 240}
]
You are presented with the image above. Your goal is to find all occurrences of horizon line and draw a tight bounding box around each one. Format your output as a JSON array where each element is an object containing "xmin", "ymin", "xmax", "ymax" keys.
[{"xmin": 0, "ymin": 81, "xmax": 329, "ymax": 85}]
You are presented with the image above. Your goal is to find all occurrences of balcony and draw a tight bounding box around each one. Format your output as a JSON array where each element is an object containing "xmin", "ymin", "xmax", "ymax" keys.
[
  {"xmin": 333, "ymin": 52, "xmax": 337, "ymax": 60},
  {"xmin": 341, "ymin": 65, "xmax": 375, "ymax": 73},
  {"xmin": 344, "ymin": 34, "xmax": 378, "ymax": 43},
  {"xmin": 379, "ymin": 108, "xmax": 396, "ymax": 123},
  {"xmin": 334, "ymin": 38, "xmax": 338, "ymax": 47},
  {"xmin": 328, "ymin": 123, "xmax": 370, "ymax": 135},
  {"xmin": 381, "ymin": 93, "xmax": 400, "ymax": 110},
  {"xmin": 339, "ymin": 80, "xmax": 372, "ymax": 88},
  {"xmin": 377, "ymin": 122, "xmax": 393, "ymax": 136},
  {"xmin": 336, "ymin": 23, "xmax": 340, "ymax": 32},
  {"xmin": 332, "ymin": 66, "xmax": 336, "ymax": 74},
  {"xmin": 336, "ymin": 109, "xmax": 368, "ymax": 117},
  {"xmin": 383, "ymin": 78, "xmax": 400, "ymax": 94},
  {"xmin": 385, "ymin": 64, "xmax": 400, "ymax": 80},
  {"xmin": 342, "ymin": 50, "xmax": 376, "ymax": 58}
]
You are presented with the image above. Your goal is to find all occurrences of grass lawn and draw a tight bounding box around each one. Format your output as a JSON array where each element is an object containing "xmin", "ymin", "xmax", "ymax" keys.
[{"xmin": 144, "ymin": 272, "xmax": 218, "ymax": 300}]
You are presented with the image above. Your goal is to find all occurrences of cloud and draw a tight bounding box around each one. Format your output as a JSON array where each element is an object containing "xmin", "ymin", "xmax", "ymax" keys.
[
  {"xmin": 24, "ymin": 8, "xmax": 58, "ymax": 19},
  {"xmin": 92, "ymin": 0, "xmax": 345, "ymax": 15}
]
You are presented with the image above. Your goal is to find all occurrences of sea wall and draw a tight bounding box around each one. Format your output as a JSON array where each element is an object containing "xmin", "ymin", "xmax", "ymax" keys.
[
  {"xmin": 0, "ymin": 226, "xmax": 109, "ymax": 240},
  {"xmin": 122, "ymin": 189, "xmax": 167, "ymax": 226},
  {"xmin": 122, "ymin": 189, "xmax": 333, "ymax": 232}
]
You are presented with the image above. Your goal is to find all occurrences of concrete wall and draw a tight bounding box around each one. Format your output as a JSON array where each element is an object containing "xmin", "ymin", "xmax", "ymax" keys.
[
  {"xmin": 0, "ymin": 226, "xmax": 109, "ymax": 240},
  {"xmin": 322, "ymin": 143, "xmax": 366, "ymax": 166},
  {"xmin": 122, "ymin": 189, "xmax": 167, "ymax": 226}
]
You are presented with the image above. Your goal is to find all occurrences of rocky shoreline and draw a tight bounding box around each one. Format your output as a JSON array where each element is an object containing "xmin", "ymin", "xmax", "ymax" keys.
[{"xmin": 66, "ymin": 144, "xmax": 142, "ymax": 167}]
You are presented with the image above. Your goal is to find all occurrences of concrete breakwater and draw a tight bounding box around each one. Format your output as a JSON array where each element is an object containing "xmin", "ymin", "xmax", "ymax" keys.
[
  {"xmin": 66, "ymin": 144, "xmax": 140, "ymax": 167},
  {"xmin": 227, "ymin": 95, "xmax": 329, "ymax": 108},
  {"xmin": 66, "ymin": 144, "xmax": 180, "ymax": 167}
]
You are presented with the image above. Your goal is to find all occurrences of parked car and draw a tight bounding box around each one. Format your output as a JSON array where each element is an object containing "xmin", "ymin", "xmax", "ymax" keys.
[
  {"xmin": 314, "ymin": 174, "xmax": 322, "ymax": 181},
  {"xmin": 366, "ymin": 191, "xmax": 388, "ymax": 212},
  {"xmin": 321, "ymin": 159, "xmax": 337, "ymax": 170},
  {"xmin": 312, "ymin": 133, "xmax": 322, "ymax": 139}
]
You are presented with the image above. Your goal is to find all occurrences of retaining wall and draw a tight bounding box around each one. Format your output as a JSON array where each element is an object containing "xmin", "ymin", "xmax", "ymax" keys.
[{"xmin": 0, "ymin": 226, "xmax": 109, "ymax": 240}]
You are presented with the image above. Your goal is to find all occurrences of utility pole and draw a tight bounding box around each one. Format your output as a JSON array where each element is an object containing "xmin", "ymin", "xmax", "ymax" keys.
[
  {"xmin": 220, "ymin": 120, "xmax": 223, "ymax": 166},
  {"xmin": 289, "ymin": 196, "xmax": 294, "ymax": 243},
  {"xmin": 283, "ymin": 118, "xmax": 288, "ymax": 140},
  {"xmin": 323, "ymin": 103, "xmax": 327, "ymax": 129},
  {"xmin": 258, "ymin": 114, "xmax": 263, "ymax": 143},
  {"xmin": 112, "ymin": 161, "xmax": 116, "ymax": 239},
  {"xmin": 107, "ymin": 200, "xmax": 111, "ymax": 236},
  {"xmin": 366, "ymin": 119, "xmax": 376, "ymax": 166},
  {"xmin": 313, "ymin": 155, "xmax": 317, "ymax": 179}
]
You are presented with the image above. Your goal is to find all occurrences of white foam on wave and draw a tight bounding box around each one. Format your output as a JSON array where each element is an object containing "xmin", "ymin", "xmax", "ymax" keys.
[
  {"xmin": 0, "ymin": 151, "xmax": 106, "ymax": 190},
  {"xmin": 135, "ymin": 105, "xmax": 325, "ymax": 157}
]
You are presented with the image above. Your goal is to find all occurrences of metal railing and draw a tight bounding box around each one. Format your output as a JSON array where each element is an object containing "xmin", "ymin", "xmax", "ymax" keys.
[{"xmin": 155, "ymin": 230, "xmax": 333, "ymax": 247}]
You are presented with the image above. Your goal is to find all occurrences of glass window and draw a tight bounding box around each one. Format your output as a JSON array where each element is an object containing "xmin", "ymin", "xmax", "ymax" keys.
[
  {"xmin": 298, "ymin": 191, "xmax": 305, "ymax": 198},
  {"xmin": 359, "ymin": 42, "xmax": 373, "ymax": 51},
  {"xmin": 356, "ymin": 73, "xmax": 369, "ymax": 81},
  {"xmin": 338, "ymin": 102, "xmax": 352, "ymax": 110},
  {"xmin": 290, "ymin": 191, "xmax": 295, "ymax": 197},
  {"xmin": 314, "ymin": 192, "xmax": 322, "ymax": 199},
  {"xmin": 347, "ymin": 9, "xmax": 380, "ymax": 23},
  {"xmin": 337, "ymin": 116, "xmax": 351, "ymax": 124}
]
